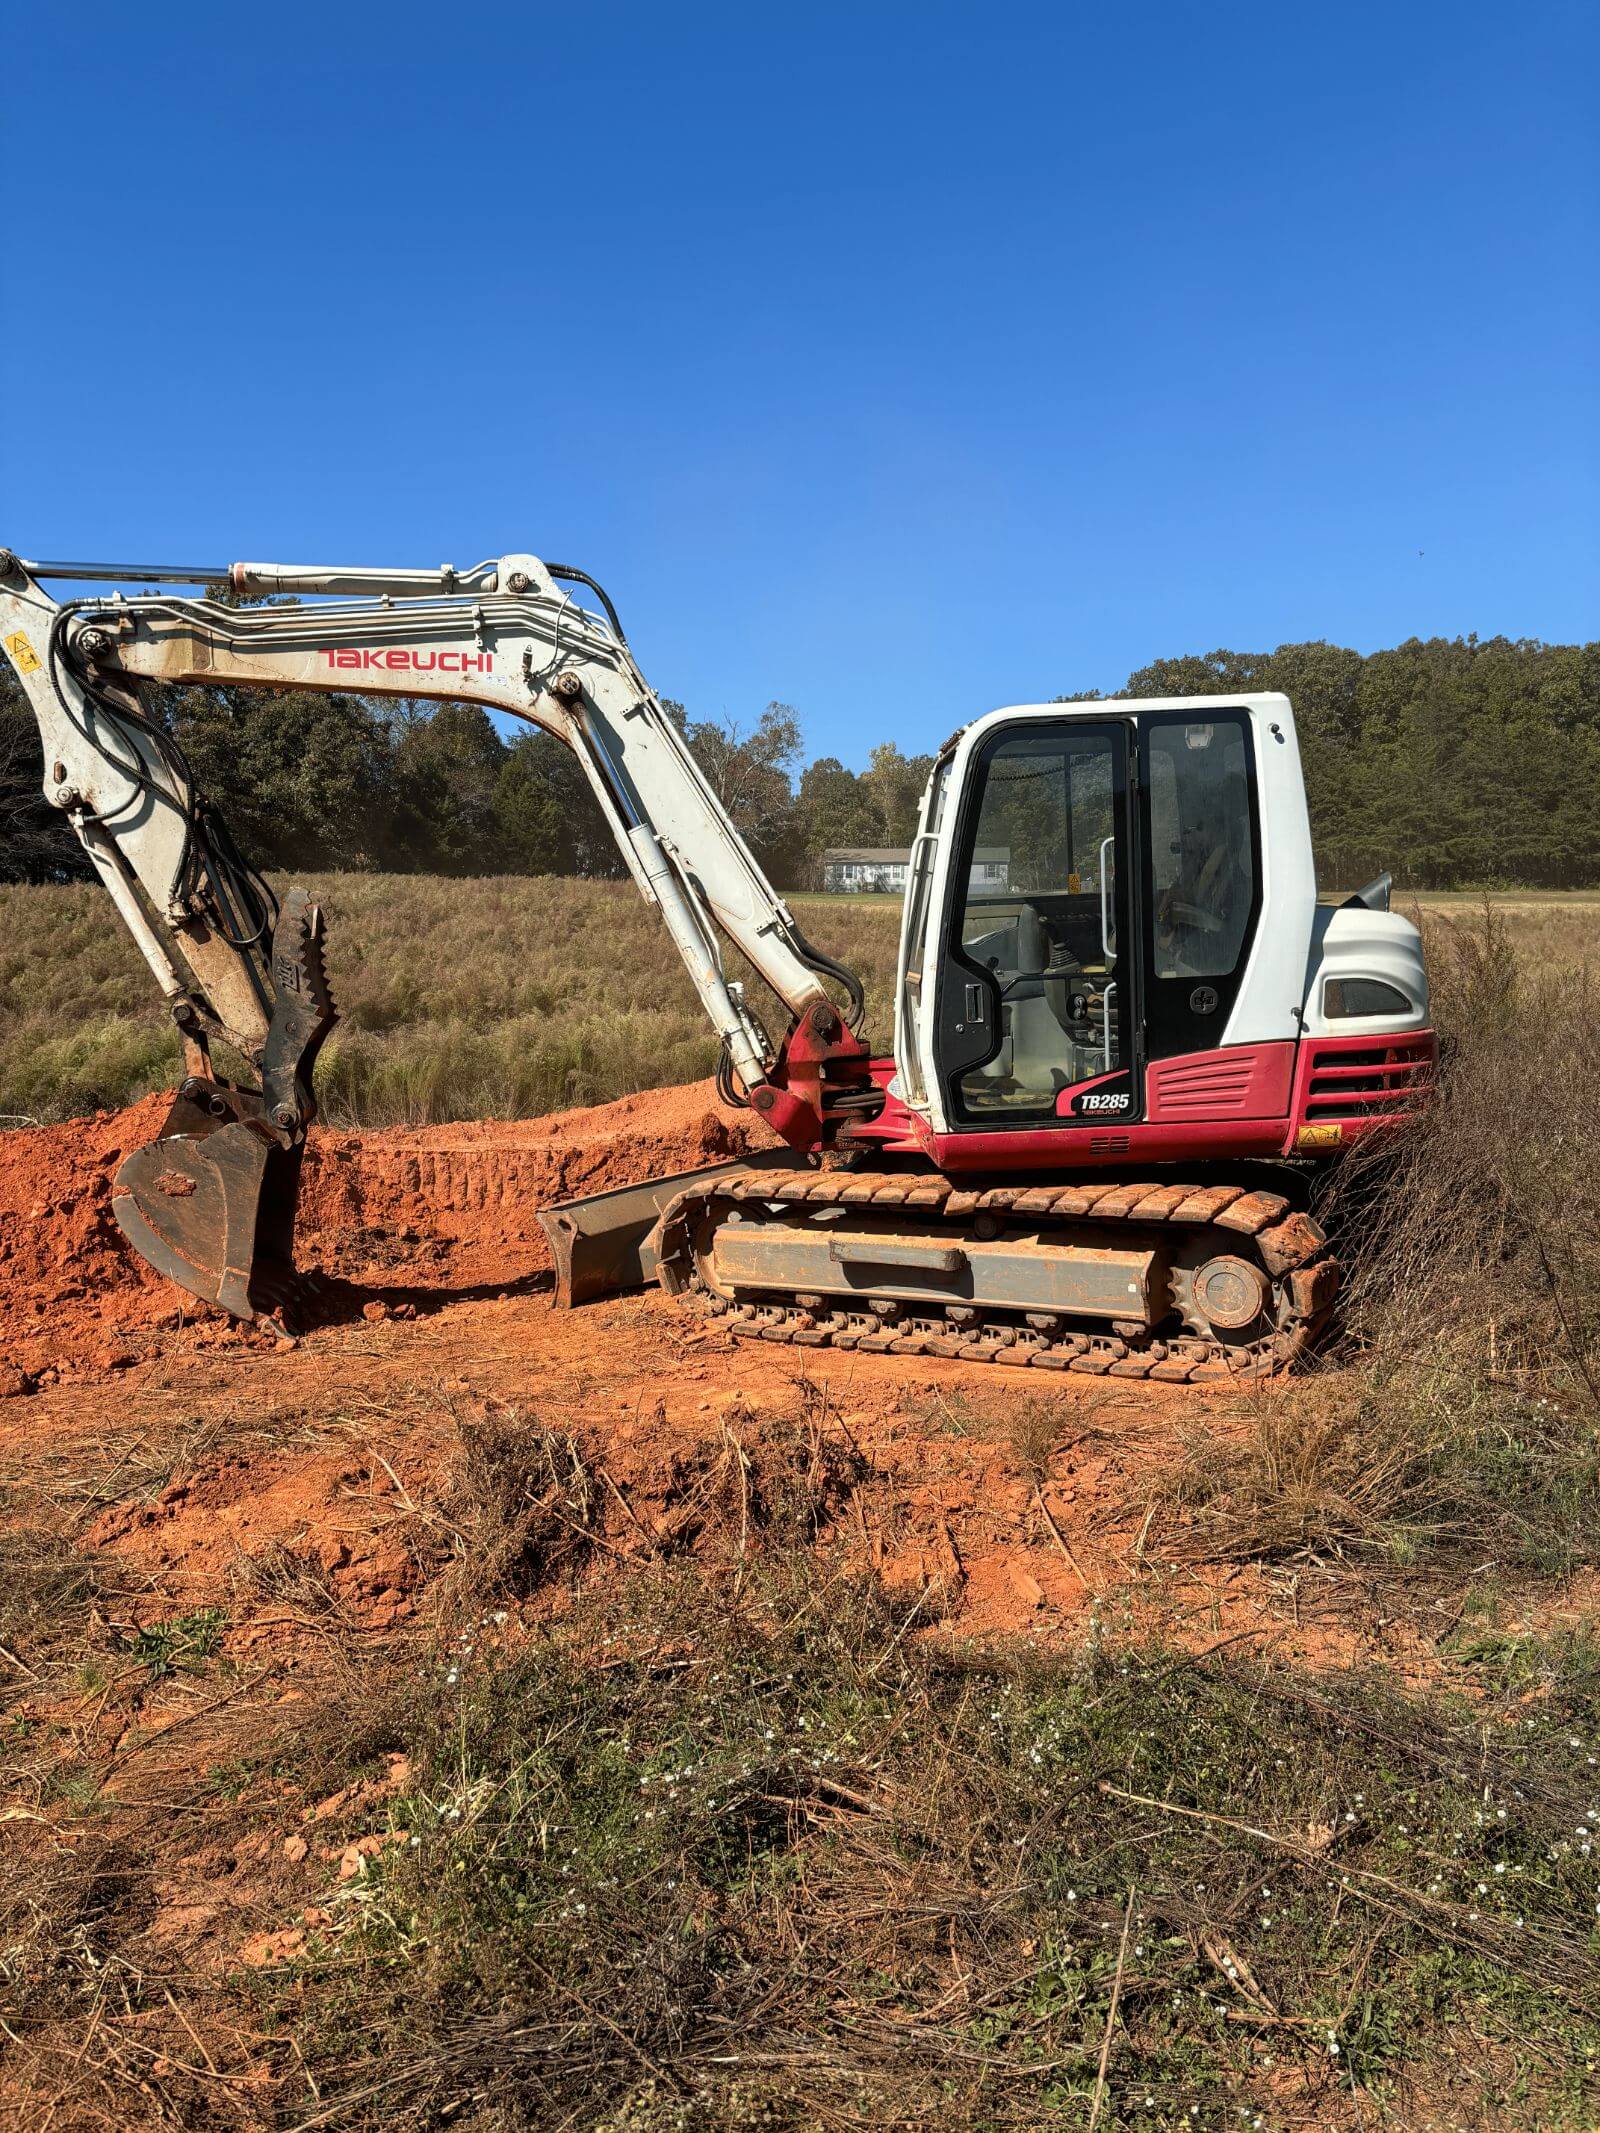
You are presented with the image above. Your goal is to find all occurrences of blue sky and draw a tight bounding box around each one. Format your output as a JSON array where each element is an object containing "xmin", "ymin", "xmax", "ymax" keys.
[{"xmin": 7, "ymin": 2, "xmax": 1595, "ymax": 765}]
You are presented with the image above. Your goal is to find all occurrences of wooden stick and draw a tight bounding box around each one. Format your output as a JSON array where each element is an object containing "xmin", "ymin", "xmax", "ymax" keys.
[
  {"xmin": 1089, "ymin": 1886, "xmax": 1136, "ymax": 2132},
  {"xmin": 1033, "ymin": 1483, "xmax": 1096, "ymax": 1594}
]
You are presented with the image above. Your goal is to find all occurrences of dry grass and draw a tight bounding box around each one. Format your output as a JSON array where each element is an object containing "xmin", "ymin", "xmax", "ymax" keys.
[
  {"xmin": 273, "ymin": 1558, "xmax": 1600, "ymax": 2130},
  {"xmin": 0, "ymin": 874, "xmax": 904, "ymax": 1125},
  {"xmin": 425, "ymin": 1388, "xmax": 872, "ymax": 1629},
  {"xmin": 1160, "ymin": 908, "xmax": 1600, "ymax": 1573},
  {"xmin": 432, "ymin": 1408, "xmax": 605, "ymax": 1619},
  {"xmin": 2, "ymin": 1289, "xmax": 1597, "ymax": 2125},
  {"xmin": 6, "ymin": 876, "xmax": 1597, "ymax": 1126}
]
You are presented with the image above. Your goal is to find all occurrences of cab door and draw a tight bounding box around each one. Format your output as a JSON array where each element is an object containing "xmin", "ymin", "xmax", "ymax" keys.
[
  {"xmin": 933, "ymin": 718, "xmax": 1139, "ymax": 1132},
  {"xmin": 1138, "ymin": 712, "xmax": 1263, "ymax": 1062}
]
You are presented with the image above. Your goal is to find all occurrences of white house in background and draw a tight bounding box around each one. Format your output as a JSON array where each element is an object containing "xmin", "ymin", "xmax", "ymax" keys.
[{"xmin": 821, "ymin": 846, "xmax": 1010, "ymax": 894}]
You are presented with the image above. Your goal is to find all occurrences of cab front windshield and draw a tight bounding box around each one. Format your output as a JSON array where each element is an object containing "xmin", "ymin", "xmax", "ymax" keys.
[{"xmin": 955, "ymin": 726, "xmax": 1123, "ymax": 1114}]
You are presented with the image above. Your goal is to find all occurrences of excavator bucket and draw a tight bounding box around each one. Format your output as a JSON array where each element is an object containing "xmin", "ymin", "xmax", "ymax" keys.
[
  {"xmin": 112, "ymin": 1089, "xmax": 311, "ymax": 1327},
  {"xmin": 111, "ymin": 891, "xmax": 337, "ymax": 1330}
]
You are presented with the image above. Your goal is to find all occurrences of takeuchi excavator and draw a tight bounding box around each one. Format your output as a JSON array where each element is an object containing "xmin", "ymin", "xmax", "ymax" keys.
[{"xmin": 0, "ymin": 545, "xmax": 1435, "ymax": 1382}]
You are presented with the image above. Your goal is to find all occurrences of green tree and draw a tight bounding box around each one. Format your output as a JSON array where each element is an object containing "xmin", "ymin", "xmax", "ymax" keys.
[
  {"xmin": 0, "ymin": 668, "xmax": 90, "ymax": 882},
  {"xmin": 495, "ymin": 728, "xmax": 625, "ymax": 878},
  {"xmin": 685, "ymin": 701, "xmax": 806, "ymax": 882},
  {"xmin": 795, "ymin": 755, "xmax": 877, "ymax": 873},
  {"xmin": 1115, "ymin": 636, "xmax": 1600, "ymax": 890},
  {"xmin": 391, "ymin": 702, "xmax": 509, "ymax": 874},
  {"xmin": 170, "ymin": 685, "xmax": 399, "ymax": 872},
  {"xmin": 860, "ymin": 742, "xmax": 934, "ymax": 846}
]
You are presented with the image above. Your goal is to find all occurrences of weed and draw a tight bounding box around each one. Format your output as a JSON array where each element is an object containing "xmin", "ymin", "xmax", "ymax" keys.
[
  {"xmin": 120, "ymin": 1605, "xmax": 228, "ymax": 1680},
  {"xmin": 268, "ymin": 1560, "xmax": 1600, "ymax": 2129},
  {"xmin": 1158, "ymin": 911, "xmax": 1600, "ymax": 1574},
  {"xmin": 0, "ymin": 1526, "xmax": 105, "ymax": 1669},
  {"xmin": 434, "ymin": 1407, "xmax": 603, "ymax": 1615}
]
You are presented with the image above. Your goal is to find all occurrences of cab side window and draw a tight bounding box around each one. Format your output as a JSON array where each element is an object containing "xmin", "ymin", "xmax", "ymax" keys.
[{"xmin": 1147, "ymin": 721, "xmax": 1254, "ymax": 981}]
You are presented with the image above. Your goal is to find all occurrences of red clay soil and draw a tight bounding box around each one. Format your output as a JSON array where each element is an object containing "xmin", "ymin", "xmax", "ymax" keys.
[
  {"xmin": 0, "ymin": 1080, "xmax": 1438, "ymax": 1671},
  {"xmin": 0, "ymin": 1079, "xmax": 771, "ymax": 1384}
]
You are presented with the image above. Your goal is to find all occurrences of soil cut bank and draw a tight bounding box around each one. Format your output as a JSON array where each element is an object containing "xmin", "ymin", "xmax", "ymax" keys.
[{"xmin": 0, "ymin": 1078, "xmax": 773, "ymax": 1384}]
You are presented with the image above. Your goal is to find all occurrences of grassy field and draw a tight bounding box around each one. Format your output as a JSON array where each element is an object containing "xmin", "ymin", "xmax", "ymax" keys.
[
  {"xmin": 0, "ymin": 877, "xmax": 906, "ymax": 1126},
  {"xmin": 0, "ymin": 874, "xmax": 908, "ymax": 1126},
  {"xmin": 3, "ymin": 873, "xmax": 1599, "ymax": 1126}
]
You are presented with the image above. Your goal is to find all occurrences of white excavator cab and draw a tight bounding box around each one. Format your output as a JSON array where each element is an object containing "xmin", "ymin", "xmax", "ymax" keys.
[{"xmin": 895, "ymin": 695, "xmax": 1429, "ymax": 1164}]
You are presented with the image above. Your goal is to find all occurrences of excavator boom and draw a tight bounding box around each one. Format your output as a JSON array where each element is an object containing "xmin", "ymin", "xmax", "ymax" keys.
[{"xmin": 0, "ymin": 545, "xmax": 869, "ymax": 1325}]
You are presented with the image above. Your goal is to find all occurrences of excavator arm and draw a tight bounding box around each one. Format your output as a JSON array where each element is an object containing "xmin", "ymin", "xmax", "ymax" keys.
[{"xmin": 0, "ymin": 545, "xmax": 867, "ymax": 1325}]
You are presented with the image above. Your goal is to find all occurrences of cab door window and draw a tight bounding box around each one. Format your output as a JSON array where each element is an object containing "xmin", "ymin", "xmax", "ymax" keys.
[{"xmin": 941, "ymin": 723, "xmax": 1131, "ymax": 1119}]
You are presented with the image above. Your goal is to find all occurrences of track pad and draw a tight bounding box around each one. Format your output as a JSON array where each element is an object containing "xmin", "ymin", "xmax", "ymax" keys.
[{"xmin": 113, "ymin": 1108, "xmax": 305, "ymax": 1326}]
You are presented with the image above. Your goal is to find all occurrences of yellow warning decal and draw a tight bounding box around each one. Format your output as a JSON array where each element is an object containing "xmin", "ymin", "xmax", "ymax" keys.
[
  {"xmin": 3, "ymin": 630, "xmax": 41, "ymax": 674},
  {"xmin": 1296, "ymin": 1122, "xmax": 1343, "ymax": 1151}
]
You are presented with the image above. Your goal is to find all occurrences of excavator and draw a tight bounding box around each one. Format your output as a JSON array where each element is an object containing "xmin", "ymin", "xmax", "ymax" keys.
[{"xmin": 0, "ymin": 545, "xmax": 1434, "ymax": 1382}]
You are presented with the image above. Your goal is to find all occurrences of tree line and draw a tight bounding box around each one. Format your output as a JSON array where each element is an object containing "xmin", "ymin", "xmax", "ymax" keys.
[{"xmin": 4, "ymin": 632, "xmax": 1598, "ymax": 889}]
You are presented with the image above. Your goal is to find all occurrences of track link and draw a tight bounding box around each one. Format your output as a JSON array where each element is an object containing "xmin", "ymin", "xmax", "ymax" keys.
[{"xmin": 656, "ymin": 1170, "xmax": 1336, "ymax": 1383}]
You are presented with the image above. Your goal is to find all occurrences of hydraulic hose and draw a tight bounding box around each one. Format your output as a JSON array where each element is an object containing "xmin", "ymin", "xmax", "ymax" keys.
[
  {"xmin": 716, "ymin": 1043, "xmax": 751, "ymax": 1109},
  {"xmin": 789, "ymin": 924, "xmax": 867, "ymax": 1033},
  {"xmin": 48, "ymin": 604, "xmax": 278, "ymax": 953},
  {"xmin": 545, "ymin": 564, "xmax": 626, "ymax": 642}
]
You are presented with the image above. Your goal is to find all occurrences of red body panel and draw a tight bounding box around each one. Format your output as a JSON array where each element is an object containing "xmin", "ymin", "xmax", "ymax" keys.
[
  {"xmin": 1144, "ymin": 1041, "xmax": 1295, "ymax": 1122},
  {"xmin": 1284, "ymin": 1028, "xmax": 1436, "ymax": 1149},
  {"xmin": 774, "ymin": 1024, "xmax": 1437, "ymax": 1172},
  {"xmin": 917, "ymin": 1030, "xmax": 1435, "ymax": 1175},
  {"xmin": 927, "ymin": 1113, "xmax": 1292, "ymax": 1172}
]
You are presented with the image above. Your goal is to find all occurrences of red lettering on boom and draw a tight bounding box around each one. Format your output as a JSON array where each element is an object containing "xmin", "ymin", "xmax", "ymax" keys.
[{"xmin": 320, "ymin": 649, "xmax": 493, "ymax": 676}]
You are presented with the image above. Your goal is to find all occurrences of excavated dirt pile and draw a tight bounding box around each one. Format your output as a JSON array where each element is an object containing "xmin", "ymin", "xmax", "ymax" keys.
[{"xmin": 0, "ymin": 1081, "xmax": 772, "ymax": 1385}]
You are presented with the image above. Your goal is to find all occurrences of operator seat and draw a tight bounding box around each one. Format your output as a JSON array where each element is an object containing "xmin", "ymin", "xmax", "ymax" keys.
[{"xmin": 973, "ymin": 900, "xmax": 1073, "ymax": 1104}]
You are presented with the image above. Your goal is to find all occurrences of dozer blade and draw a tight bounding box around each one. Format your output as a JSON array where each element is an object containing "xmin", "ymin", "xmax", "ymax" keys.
[
  {"xmin": 538, "ymin": 1150, "xmax": 797, "ymax": 1309},
  {"xmin": 112, "ymin": 890, "xmax": 337, "ymax": 1330},
  {"xmin": 112, "ymin": 1092, "xmax": 311, "ymax": 1325}
]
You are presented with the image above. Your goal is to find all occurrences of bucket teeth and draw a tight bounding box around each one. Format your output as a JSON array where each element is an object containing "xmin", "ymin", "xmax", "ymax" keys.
[{"xmin": 273, "ymin": 888, "xmax": 337, "ymax": 1029}]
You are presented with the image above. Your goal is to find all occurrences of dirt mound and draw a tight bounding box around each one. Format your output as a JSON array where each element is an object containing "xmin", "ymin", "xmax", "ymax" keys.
[
  {"xmin": 298, "ymin": 1078, "xmax": 767, "ymax": 1289},
  {"xmin": 0, "ymin": 1082, "xmax": 772, "ymax": 1384},
  {"xmin": 0, "ymin": 1093, "xmax": 177, "ymax": 1379}
]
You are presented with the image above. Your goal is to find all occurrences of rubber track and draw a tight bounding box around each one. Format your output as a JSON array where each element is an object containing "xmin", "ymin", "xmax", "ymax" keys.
[{"xmin": 668, "ymin": 1170, "xmax": 1336, "ymax": 1384}]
